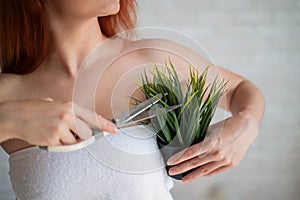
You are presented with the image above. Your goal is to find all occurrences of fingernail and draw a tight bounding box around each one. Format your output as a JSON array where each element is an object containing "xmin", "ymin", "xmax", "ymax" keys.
[
  {"xmin": 167, "ymin": 157, "xmax": 176, "ymax": 165},
  {"xmin": 167, "ymin": 152, "xmax": 182, "ymax": 165},
  {"xmin": 182, "ymin": 177, "xmax": 190, "ymax": 183},
  {"xmin": 168, "ymin": 168, "xmax": 175, "ymax": 175},
  {"xmin": 112, "ymin": 128, "xmax": 119, "ymax": 134}
]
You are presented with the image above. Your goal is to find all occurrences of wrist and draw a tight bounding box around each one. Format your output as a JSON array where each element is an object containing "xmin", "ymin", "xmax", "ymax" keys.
[
  {"xmin": 0, "ymin": 116, "xmax": 11, "ymax": 143},
  {"xmin": 0, "ymin": 103, "xmax": 18, "ymax": 142},
  {"xmin": 0, "ymin": 123, "xmax": 11, "ymax": 142}
]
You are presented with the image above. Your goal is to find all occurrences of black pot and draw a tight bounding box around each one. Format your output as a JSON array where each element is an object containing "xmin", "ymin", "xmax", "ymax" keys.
[{"xmin": 157, "ymin": 139, "xmax": 196, "ymax": 180}]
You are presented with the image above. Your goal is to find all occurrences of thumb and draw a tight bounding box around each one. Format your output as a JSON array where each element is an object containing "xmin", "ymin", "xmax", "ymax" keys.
[
  {"xmin": 72, "ymin": 103, "xmax": 118, "ymax": 134},
  {"xmin": 96, "ymin": 114, "xmax": 119, "ymax": 134}
]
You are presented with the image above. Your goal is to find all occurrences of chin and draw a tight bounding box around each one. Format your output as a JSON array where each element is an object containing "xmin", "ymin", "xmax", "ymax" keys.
[{"xmin": 103, "ymin": 0, "xmax": 120, "ymax": 16}]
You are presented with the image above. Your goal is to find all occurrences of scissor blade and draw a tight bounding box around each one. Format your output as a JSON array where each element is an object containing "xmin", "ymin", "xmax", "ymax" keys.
[
  {"xmin": 117, "ymin": 104, "xmax": 182, "ymax": 128},
  {"xmin": 112, "ymin": 93, "xmax": 163, "ymax": 126}
]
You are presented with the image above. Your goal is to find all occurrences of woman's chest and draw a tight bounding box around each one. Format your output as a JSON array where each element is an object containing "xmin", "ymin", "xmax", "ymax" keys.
[{"xmin": 16, "ymin": 68, "xmax": 144, "ymax": 120}]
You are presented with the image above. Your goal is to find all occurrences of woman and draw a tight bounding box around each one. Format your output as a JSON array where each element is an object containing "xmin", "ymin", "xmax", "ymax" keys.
[{"xmin": 0, "ymin": 0, "xmax": 265, "ymax": 199}]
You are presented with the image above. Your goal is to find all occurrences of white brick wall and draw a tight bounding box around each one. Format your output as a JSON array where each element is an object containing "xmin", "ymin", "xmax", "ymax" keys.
[
  {"xmin": 0, "ymin": 148, "xmax": 13, "ymax": 199},
  {"xmin": 0, "ymin": 0, "xmax": 299, "ymax": 199},
  {"xmin": 137, "ymin": 0, "xmax": 300, "ymax": 200}
]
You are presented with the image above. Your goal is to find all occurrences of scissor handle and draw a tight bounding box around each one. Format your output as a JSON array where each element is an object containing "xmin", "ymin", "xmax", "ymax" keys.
[{"xmin": 39, "ymin": 130, "xmax": 110, "ymax": 152}]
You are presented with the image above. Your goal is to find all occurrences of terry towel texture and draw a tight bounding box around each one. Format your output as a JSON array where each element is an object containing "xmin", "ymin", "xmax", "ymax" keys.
[{"xmin": 9, "ymin": 125, "xmax": 174, "ymax": 200}]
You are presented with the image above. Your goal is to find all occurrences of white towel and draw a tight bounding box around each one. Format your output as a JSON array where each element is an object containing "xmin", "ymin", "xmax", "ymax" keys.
[{"xmin": 9, "ymin": 125, "xmax": 174, "ymax": 200}]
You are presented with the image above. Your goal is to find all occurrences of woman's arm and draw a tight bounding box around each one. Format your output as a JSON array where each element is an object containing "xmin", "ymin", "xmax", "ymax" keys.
[
  {"xmin": 0, "ymin": 99, "xmax": 118, "ymax": 145},
  {"xmin": 0, "ymin": 110, "xmax": 12, "ymax": 143},
  {"xmin": 219, "ymin": 67, "xmax": 265, "ymax": 125},
  {"xmin": 166, "ymin": 66, "xmax": 265, "ymax": 183}
]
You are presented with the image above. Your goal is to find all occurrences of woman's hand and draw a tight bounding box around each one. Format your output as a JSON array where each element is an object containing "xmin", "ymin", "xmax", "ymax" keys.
[
  {"xmin": 0, "ymin": 99, "xmax": 118, "ymax": 146},
  {"xmin": 166, "ymin": 110, "xmax": 259, "ymax": 183}
]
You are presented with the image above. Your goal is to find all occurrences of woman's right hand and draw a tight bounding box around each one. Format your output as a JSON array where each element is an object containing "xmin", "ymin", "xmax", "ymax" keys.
[{"xmin": 0, "ymin": 99, "xmax": 118, "ymax": 146}]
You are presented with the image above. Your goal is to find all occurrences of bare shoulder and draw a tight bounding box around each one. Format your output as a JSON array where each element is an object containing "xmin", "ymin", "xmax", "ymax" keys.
[
  {"xmin": 127, "ymin": 38, "xmax": 218, "ymax": 84},
  {"xmin": 118, "ymin": 37, "xmax": 208, "ymax": 64},
  {"xmin": 0, "ymin": 73, "xmax": 23, "ymax": 102},
  {"xmin": 134, "ymin": 38, "xmax": 211, "ymax": 66},
  {"xmin": 133, "ymin": 38, "xmax": 244, "ymax": 84}
]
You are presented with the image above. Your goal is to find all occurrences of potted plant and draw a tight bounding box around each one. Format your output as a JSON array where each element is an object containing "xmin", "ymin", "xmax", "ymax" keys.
[{"xmin": 140, "ymin": 58, "xmax": 227, "ymax": 180}]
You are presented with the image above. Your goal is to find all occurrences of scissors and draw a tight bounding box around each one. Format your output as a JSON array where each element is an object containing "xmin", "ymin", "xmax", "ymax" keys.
[{"xmin": 39, "ymin": 93, "xmax": 181, "ymax": 152}]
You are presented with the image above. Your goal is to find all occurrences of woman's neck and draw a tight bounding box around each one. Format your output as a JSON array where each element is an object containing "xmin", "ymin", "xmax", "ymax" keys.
[{"xmin": 39, "ymin": 6, "xmax": 106, "ymax": 77}]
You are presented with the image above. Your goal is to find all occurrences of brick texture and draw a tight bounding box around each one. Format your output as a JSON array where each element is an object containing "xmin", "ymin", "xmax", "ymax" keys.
[
  {"xmin": 137, "ymin": 0, "xmax": 300, "ymax": 200},
  {"xmin": 0, "ymin": 0, "xmax": 299, "ymax": 199}
]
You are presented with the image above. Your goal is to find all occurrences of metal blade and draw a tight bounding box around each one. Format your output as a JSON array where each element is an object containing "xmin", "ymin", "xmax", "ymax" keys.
[
  {"xmin": 112, "ymin": 93, "xmax": 163, "ymax": 126},
  {"xmin": 117, "ymin": 104, "xmax": 182, "ymax": 128}
]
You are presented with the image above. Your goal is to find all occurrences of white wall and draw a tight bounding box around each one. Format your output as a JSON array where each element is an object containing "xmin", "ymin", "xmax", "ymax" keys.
[{"xmin": 137, "ymin": 0, "xmax": 300, "ymax": 199}]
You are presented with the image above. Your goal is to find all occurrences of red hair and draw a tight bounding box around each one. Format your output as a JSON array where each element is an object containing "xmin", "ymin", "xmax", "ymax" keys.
[{"xmin": 0, "ymin": 0, "xmax": 137, "ymax": 74}]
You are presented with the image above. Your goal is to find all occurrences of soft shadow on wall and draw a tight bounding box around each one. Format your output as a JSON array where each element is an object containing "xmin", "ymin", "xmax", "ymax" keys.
[{"xmin": 137, "ymin": 0, "xmax": 300, "ymax": 200}]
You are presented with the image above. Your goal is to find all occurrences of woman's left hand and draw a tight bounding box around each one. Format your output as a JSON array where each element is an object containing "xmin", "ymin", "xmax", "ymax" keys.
[{"xmin": 167, "ymin": 110, "xmax": 259, "ymax": 183}]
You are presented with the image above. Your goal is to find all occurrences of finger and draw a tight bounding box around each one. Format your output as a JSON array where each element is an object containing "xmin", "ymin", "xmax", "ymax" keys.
[
  {"xmin": 58, "ymin": 123, "xmax": 78, "ymax": 145},
  {"xmin": 59, "ymin": 109, "xmax": 76, "ymax": 131},
  {"xmin": 168, "ymin": 153, "xmax": 218, "ymax": 175},
  {"xmin": 204, "ymin": 165, "xmax": 231, "ymax": 177},
  {"xmin": 57, "ymin": 101, "xmax": 92, "ymax": 137},
  {"xmin": 54, "ymin": 107, "xmax": 80, "ymax": 139},
  {"xmin": 73, "ymin": 117, "xmax": 93, "ymax": 140},
  {"xmin": 182, "ymin": 161, "xmax": 227, "ymax": 183},
  {"xmin": 96, "ymin": 115, "xmax": 118, "ymax": 134},
  {"xmin": 167, "ymin": 142, "xmax": 210, "ymax": 165},
  {"xmin": 73, "ymin": 103, "xmax": 118, "ymax": 134}
]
